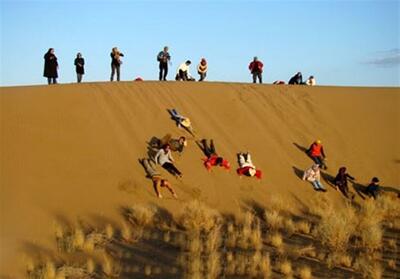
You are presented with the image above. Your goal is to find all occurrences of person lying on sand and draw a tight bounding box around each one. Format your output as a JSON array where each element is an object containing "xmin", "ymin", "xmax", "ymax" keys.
[
  {"xmin": 236, "ymin": 152, "xmax": 262, "ymax": 179},
  {"xmin": 168, "ymin": 109, "xmax": 195, "ymax": 135},
  {"xmin": 140, "ymin": 158, "xmax": 177, "ymax": 199},
  {"xmin": 333, "ymin": 167, "xmax": 355, "ymax": 199},
  {"xmin": 302, "ymin": 164, "xmax": 327, "ymax": 192},
  {"xmin": 158, "ymin": 134, "xmax": 187, "ymax": 154},
  {"xmin": 200, "ymin": 139, "xmax": 230, "ymax": 171},
  {"xmin": 154, "ymin": 144, "xmax": 183, "ymax": 178},
  {"xmin": 306, "ymin": 140, "xmax": 327, "ymax": 170}
]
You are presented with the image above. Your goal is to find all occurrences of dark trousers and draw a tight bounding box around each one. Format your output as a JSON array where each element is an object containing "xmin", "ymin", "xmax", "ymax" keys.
[
  {"xmin": 252, "ymin": 72, "xmax": 262, "ymax": 84},
  {"xmin": 201, "ymin": 139, "xmax": 216, "ymax": 157},
  {"xmin": 159, "ymin": 63, "xmax": 168, "ymax": 81},
  {"xmin": 47, "ymin": 77, "xmax": 57, "ymax": 84},
  {"xmin": 198, "ymin": 72, "xmax": 206, "ymax": 81},
  {"xmin": 162, "ymin": 162, "xmax": 182, "ymax": 176},
  {"xmin": 312, "ymin": 156, "xmax": 327, "ymax": 169},
  {"xmin": 176, "ymin": 70, "xmax": 188, "ymax": 81},
  {"xmin": 111, "ymin": 64, "xmax": 120, "ymax": 81},
  {"xmin": 77, "ymin": 74, "xmax": 83, "ymax": 83}
]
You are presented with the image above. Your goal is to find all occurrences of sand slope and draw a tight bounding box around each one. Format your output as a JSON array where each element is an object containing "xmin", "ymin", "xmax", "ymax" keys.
[{"xmin": 0, "ymin": 82, "xmax": 399, "ymax": 276}]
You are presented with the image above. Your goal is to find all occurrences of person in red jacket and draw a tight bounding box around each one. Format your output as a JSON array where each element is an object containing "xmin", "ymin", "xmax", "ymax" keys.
[
  {"xmin": 199, "ymin": 139, "xmax": 230, "ymax": 171},
  {"xmin": 249, "ymin": 56, "xmax": 264, "ymax": 84},
  {"xmin": 306, "ymin": 140, "xmax": 327, "ymax": 170},
  {"xmin": 236, "ymin": 152, "xmax": 262, "ymax": 179}
]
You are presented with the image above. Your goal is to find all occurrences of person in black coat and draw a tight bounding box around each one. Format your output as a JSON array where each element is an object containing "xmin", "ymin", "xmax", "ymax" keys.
[
  {"xmin": 110, "ymin": 47, "xmax": 124, "ymax": 81},
  {"xmin": 74, "ymin": 53, "xmax": 85, "ymax": 83},
  {"xmin": 288, "ymin": 72, "xmax": 303, "ymax": 85},
  {"xmin": 333, "ymin": 167, "xmax": 355, "ymax": 199},
  {"xmin": 43, "ymin": 48, "xmax": 58, "ymax": 84}
]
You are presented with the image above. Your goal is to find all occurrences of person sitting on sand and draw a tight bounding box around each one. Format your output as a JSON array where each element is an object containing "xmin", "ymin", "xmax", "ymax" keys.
[
  {"xmin": 305, "ymin": 75, "xmax": 316, "ymax": 86},
  {"xmin": 302, "ymin": 164, "xmax": 326, "ymax": 192},
  {"xmin": 288, "ymin": 72, "xmax": 303, "ymax": 85},
  {"xmin": 175, "ymin": 60, "xmax": 195, "ymax": 81},
  {"xmin": 140, "ymin": 158, "xmax": 177, "ymax": 199},
  {"xmin": 158, "ymin": 134, "xmax": 187, "ymax": 154},
  {"xmin": 306, "ymin": 140, "xmax": 327, "ymax": 170},
  {"xmin": 154, "ymin": 144, "xmax": 182, "ymax": 178},
  {"xmin": 248, "ymin": 56, "xmax": 264, "ymax": 84},
  {"xmin": 197, "ymin": 58, "xmax": 208, "ymax": 81},
  {"xmin": 236, "ymin": 152, "xmax": 262, "ymax": 179},
  {"xmin": 200, "ymin": 139, "xmax": 230, "ymax": 171},
  {"xmin": 333, "ymin": 167, "xmax": 355, "ymax": 199},
  {"xmin": 365, "ymin": 177, "xmax": 380, "ymax": 199}
]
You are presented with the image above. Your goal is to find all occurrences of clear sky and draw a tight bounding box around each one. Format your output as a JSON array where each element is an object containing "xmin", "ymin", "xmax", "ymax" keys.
[{"xmin": 0, "ymin": 0, "xmax": 399, "ymax": 87}]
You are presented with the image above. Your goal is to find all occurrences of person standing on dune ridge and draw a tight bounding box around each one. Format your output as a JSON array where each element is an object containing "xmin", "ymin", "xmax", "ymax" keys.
[
  {"xmin": 110, "ymin": 47, "xmax": 124, "ymax": 81},
  {"xmin": 248, "ymin": 56, "xmax": 263, "ymax": 84},
  {"xmin": 74, "ymin": 53, "xmax": 85, "ymax": 83},
  {"xmin": 157, "ymin": 46, "xmax": 171, "ymax": 81},
  {"xmin": 43, "ymin": 48, "xmax": 58, "ymax": 84}
]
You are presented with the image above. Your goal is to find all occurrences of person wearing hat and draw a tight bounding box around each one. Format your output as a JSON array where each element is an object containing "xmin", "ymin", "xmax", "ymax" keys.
[
  {"xmin": 154, "ymin": 144, "xmax": 182, "ymax": 178},
  {"xmin": 197, "ymin": 58, "xmax": 208, "ymax": 81},
  {"xmin": 333, "ymin": 167, "xmax": 355, "ymax": 199},
  {"xmin": 176, "ymin": 60, "xmax": 194, "ymax": 81},
  {"xmin": 236, "ymin": 152, "xmax": 262, "ymax": 179},
  {"xmin": 302, "ymin": 164, "xmax": 327, "ymax": 192},
  {"xmin": 306, "ymin": 140, "xmax": 327, "ymax": 170},
  {"xmin": 248, "ymin": 56, "xmax": 264, "ymax": 84},
  {"xmin": 288, "ymin": 72, "xmax": 303, "ymax": 85},
  {"xmin": 157, "ymin": 46, "xmax": 171, "ymax": 81},
  {"xmin": 305, "ymin": 75, "xmax": 316, "ymax": 86},
  {"xmin": 365, "ymin": 177, "xmax": 380, "ymax": 199}
]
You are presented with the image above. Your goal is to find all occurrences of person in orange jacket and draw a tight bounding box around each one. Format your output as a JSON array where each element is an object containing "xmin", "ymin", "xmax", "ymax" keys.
[
  {"xmin": 200, "ymin": 139, "xmax": 230, "ymax": 171},
  {"xmin": 306, "ymin": 140, "xmax": 327, "ymax": 170}
]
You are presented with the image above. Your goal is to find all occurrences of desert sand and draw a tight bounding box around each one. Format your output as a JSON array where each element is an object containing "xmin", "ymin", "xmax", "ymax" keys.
[{"xmin": 0, "ymin": 82, "xmax": 399, "ymax": 277}]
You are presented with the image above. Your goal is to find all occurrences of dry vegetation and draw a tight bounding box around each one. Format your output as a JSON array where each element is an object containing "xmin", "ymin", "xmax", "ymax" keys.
[{"xmin": 27, "ymin": 194, "xmax": 400, "ymax": 278}]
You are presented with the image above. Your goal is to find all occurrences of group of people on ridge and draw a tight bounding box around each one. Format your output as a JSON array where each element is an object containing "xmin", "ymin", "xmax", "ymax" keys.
[{"xmin": 44, "ymin": 47, "xmax": 315, "ymax": 85}]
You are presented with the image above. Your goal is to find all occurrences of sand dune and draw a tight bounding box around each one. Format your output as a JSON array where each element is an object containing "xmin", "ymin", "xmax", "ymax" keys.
[{"xmin": 0, "ymin": 82, "xmax": 399, "ymax": 276}]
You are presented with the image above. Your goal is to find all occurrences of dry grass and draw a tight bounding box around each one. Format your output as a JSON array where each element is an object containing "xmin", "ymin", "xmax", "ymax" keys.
[
  {"xmin": 387, "ymin": 259, "xmax": 396, "ymax": 270},
  {"xmin": 296, "ymin": 221, "xmax": 311, "ymax": 235},
  {"xmin": 278, "ymin": 259, "xmax": 293, "ymax": 278},
  {"xmin": 268, "ymin": 232, "xmax": 283, "ymax": 249},
  {"xmin": 297, "ymin": 266, "xmax": 312, "ymax": 279},
  {"xmin": 264, "ymin": 209, "xmax": 283, "ymax": 231},
  {"xmin": 260, "ymin": 252, "xmax": 271, "ymax": 279},
  {"xmin": 297, "ymin": 245, "xmax": 316, "ymax": 259},
  {"xmin": 105, "ymin": 224, "xmax": 114, "ymax": 239},
  {"xmin": 326, "ymin": 252, "xmax": 352, "ymax": 269},
  {"xmin": 86, "ymin": 258, "xmax": 95, "ymax": 273},
  {"xmin": 144, "ymin": 265, "xmax": 152, "ymax": 276},
  {"xmin": 120, "ymin": 222, "xmax": 132, "ymax": 242},
  {"xmin": 179, "ymin": 200, "xmax": 221, "ymax": 233},
  {"xmin": 283, "ymin": 218, "xmax": 295, "ymax": 236},
  {"xmin": 205, "ymin": 251, "xmax": 220, "ymax": 279},
  {"xmin": 387, "ymin": 239, "xmax": 396, "ymax": 249},
  {"xmin": 127, "ymin": 204, "xmax": 156, "ymax": 227}
]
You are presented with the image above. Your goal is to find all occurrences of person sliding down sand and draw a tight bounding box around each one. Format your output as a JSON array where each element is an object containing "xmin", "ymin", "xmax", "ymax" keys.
[
  {"xmin": 168, "ymin": 109, "xmax": 195, "ymax": 135},
  {"xmin": 158, "ymin": 134, "xmax": 187, "ymax": 154},
  {"xmin": 306, "ymin": 140, "xmax": 327, "ymax": 170},
  {"xmin": 302, "ymin": 164, "xmax": 327, "ymax": 192},
  {"xmin": 140, "ymin": 158, "xmax": 177, "ymax": 199},
  {"xmin": 333, "ymin": 167, "xmax": 355, "ymax": 199},
  {"xmin": 199, "ymin": 139, "xmax": 230, "ymax": 171},
  {"xmin": 154, "ymin": 144, "xmax": 183, "ymax": 178},
  {"xmin": 236, "ymin": 153, "xmax": 262, "ymax": 179}
]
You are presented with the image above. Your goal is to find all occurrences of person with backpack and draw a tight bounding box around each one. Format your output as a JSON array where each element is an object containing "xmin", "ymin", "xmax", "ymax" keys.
[
  {"xmin": 43, "ymin": 48, "xmax": 58, "ymax": 84},
  {"xmin": 248, "ymin": 56, "xmax": 263, "ymax": 84},
  {"xmin": 157, "ymin": 46, "xmax": 171, "ymax": 81},
  {"xmin": 333, "ymin": 167, "xmax": 355, "ymax": 199},
  {"xmin": 154, "ymin": 144, "xmax": 183, "ymax": 178},
  {"xmin": 302, "ymin": 164, "xmax": 327, "ymax": 192},
  {"xmin": 306, "ymin": 140, "xmax": 327, "ymax": 170},
  {"xmin": 110, "ymin": 47, "xmax": 124, "ymax": 81},
  {"xmin": 197, "ymin": 58, "xmax": 208, "ymax": 81},
  {"xmin": 74, "ymin": 53, "xmax": 85, "ymax": 83}
]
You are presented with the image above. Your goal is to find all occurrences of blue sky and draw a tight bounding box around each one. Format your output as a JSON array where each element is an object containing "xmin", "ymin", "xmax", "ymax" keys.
[{"xmin": 1, "ymin": 0, "xmax": 399, "ymax": 87}]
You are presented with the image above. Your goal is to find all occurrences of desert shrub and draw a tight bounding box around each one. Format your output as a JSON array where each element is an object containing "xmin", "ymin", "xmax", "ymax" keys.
[
  {"xmin": 264, "ymin": 209, "xmax": 283, "ymax": 231},
  {"xmin": 179, "ymin": 200, "xmax": 221, "ymax": 233},
  {"xmin": 297, "ymin": 266, "xmax": 312, "ymax": 279},
  {"xmin": 278, "ymin": 259, "xmax": 293, "ymax": 277},
  {"xmin": 127, "ymin": 204, "xmax": 156, "ymax": 227}
]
